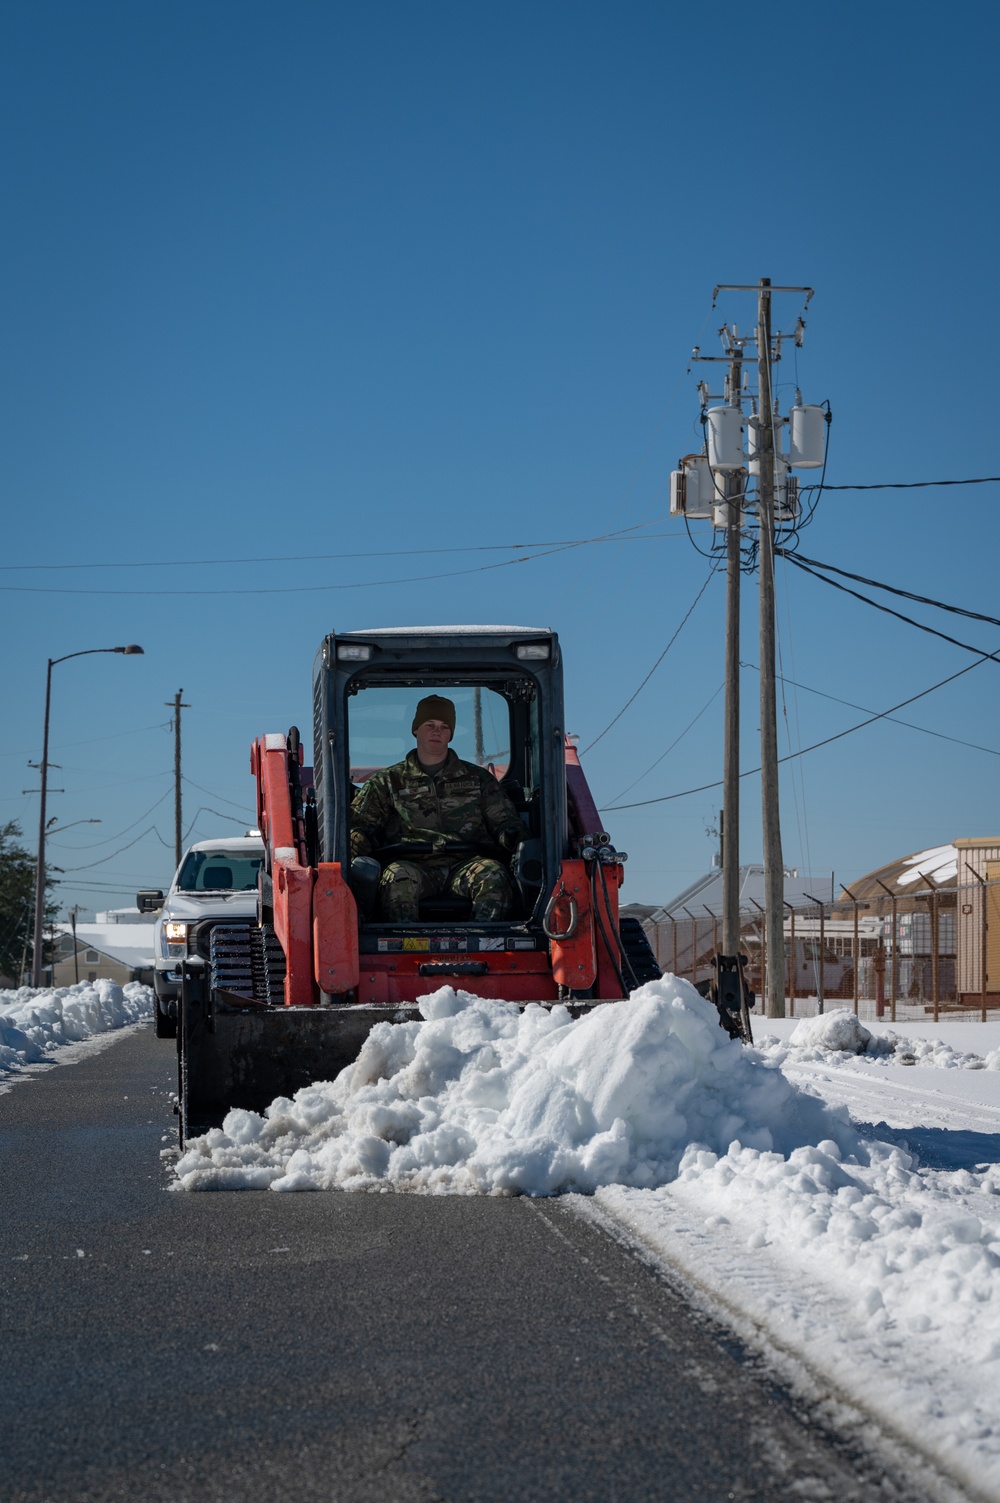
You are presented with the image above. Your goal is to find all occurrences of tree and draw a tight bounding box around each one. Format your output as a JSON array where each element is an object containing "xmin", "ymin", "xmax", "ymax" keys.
[{"xmin": 0, "ymin": 821, "xmax": 55, "ymax": 986}]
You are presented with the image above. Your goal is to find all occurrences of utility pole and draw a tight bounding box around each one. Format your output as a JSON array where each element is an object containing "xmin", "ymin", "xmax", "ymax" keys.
[
  {"xmin": 756, "ymin": 278, "xmax": 786, "ymax": 1017},
  {"xmin": 678, "ymin": 281, "xmax": 822, "ymax": 1025},
  {"xmin": 722, "ymin": 357, "xmax": 743, "ymax": 959},
  {"xmin": 473, "ymin": 687, "xmax": 485, "ymax": 765},
  {"xmin": 689, "ymin": 336, "xmax": 746, "ymax": 956},
  {"xmin": 70, "ymin": 904, "xmax": 81, "ymax": 984},
  {"xmin": 167, "ymin": 691, "xmax": 189, "ymax": 868}
]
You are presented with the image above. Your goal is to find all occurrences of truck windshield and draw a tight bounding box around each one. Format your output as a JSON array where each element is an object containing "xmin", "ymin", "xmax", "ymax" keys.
[{"xmin": 176, "ymin": 850, "xmax": 263, "ymax": 892}]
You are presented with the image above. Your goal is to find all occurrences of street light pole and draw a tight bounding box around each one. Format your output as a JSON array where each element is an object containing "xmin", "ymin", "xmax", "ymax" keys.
[{"xmin": 31, "ymin": 645, "xmax": 143, "ymax": 987}]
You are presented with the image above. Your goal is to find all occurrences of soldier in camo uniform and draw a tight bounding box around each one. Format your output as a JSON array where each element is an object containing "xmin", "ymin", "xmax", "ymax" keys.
[{"xmin": 349, "ymin": 694, "xmax": 525, "ymax": 921}]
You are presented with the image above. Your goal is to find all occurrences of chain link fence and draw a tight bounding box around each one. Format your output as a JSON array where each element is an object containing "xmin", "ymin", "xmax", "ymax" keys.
[{"xmin": 641, "ymin": 875, "xmax": 1000, "ymax": 1023}]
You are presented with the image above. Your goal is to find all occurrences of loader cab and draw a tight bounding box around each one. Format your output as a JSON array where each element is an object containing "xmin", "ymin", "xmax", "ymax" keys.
[{"xmin": 312, "ymin": 627, "xmax": 565, "ymax": 934}]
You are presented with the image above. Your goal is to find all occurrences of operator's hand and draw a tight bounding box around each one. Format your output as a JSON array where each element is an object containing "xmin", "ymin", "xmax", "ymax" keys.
[
  {"xmin": 349, "ymin": 829, "xmax": 373, "ymax": 859},
  {"xmin": 497, "ymin": 826, "xmax": 527, "ymax": 855}
]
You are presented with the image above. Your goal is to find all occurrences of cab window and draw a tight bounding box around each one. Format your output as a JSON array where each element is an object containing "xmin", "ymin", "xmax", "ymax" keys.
[{"xmin": 347, "ymin": 685, "xmax": 511, "ymax": 783}]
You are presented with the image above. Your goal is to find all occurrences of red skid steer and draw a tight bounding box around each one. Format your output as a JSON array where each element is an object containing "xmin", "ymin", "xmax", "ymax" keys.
[{"xmin": 173, "ymin": 626, "xmax": 663, "ymax": 1142}]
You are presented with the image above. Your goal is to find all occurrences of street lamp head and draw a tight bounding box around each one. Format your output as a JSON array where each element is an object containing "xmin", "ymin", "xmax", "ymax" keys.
[{"xmin": 116, "ymin": 644, "xmax": 144, "ymax": 655}]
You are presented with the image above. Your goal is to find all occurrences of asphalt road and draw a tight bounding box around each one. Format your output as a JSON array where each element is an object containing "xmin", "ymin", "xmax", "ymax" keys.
[{"xmin": 0, "ymin": 1025, "xmax": 959, "ymax": 1503}]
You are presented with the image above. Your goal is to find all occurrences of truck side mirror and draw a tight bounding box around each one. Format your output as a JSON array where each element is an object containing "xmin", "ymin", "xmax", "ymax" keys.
[{"xmin": 137, "ymin": 890, "xmax": 165, "ymax": 914}]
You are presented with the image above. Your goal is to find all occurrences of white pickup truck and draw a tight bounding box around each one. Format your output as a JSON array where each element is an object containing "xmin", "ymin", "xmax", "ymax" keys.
[{"xmin": 137, "ymin": 834, "xmax": 264, "ymax": 1037}]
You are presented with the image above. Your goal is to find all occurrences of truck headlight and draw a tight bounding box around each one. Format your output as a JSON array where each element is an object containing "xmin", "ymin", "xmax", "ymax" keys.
[{"xmin": 164, "ymin": 922, "xmax": 188, "ymax": 941}]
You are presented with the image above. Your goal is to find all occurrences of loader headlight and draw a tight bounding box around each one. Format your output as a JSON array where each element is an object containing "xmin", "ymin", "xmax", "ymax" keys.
[
  {"xmin": 164, "ymin": 922, "xmax": 188, "ymax": 942},
  {"xmin": 514, "ymin": 643, "xmax": 550, "ymax": 660},
  {"xmin": 337, "ymin": 644, "xmax": 373, "ymax": 661}
]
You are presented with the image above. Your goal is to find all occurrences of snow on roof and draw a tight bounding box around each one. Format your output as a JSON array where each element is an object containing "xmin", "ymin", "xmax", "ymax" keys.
[
  {"xmin": 895, "ymin": 842, "xmax": 958, "ymax": 887},
  {"xmin": 344, "ymin": 624, "xmax": 552, "ymax": 636},
  {"xmin": 186, "ymin": 835, "xmax": 263, "ymax": 853},
  {"xmin": 55, "ymin": 922, "xmax": 156, "ymax": 969},
  {"xmin": 657, "ymin": 865, "xmax": 834, "ymax": 917}
]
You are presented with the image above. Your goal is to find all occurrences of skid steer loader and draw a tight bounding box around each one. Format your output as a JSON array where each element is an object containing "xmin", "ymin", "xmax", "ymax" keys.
[{"xmin": 172, "ymin": 626, "xmax": 662, "ymax": 1142}]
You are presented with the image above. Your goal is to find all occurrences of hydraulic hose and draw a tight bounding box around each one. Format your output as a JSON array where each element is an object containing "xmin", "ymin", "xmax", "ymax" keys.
[
  {"xmin": 599, "ymin": 857, "xmax": 639, "ymax": 992},
  {"xmin": 590, "ymin": 860, "xmax": 628, "ymax": 999}
]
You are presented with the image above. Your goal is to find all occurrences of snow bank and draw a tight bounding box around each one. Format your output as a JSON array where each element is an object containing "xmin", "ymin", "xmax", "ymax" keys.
[
  {"xmin": 787, "ymin": 1009, "xmax": 894, "ymax": 1056},
  {"xmin": 0, "ymin": 979, "xmax": 154, "ymax": 1078},
  {"xmin": 599, "ymin": 1129, "xmax": 1000, "ymax": 1494},
  {"xmin": 590, "ymin": 1012, "xmax": 1000, "ymax": 1497},
  {"xmin": 174, "ymin": 976, "xmax": 851, "ymax": 1193},
  {"xmin": 668, "ymin": 1134, "xmax": 1000, "ymax": 1358},
  {"xmin": 762, "ymin": 1007, "xmax": 1000, "ymax": 1071}
]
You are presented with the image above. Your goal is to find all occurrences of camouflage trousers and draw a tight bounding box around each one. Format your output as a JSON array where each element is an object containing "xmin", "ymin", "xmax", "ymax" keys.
[{"xmin": 378, "ymin": 856, "xmax": 513, "ymax": 922}]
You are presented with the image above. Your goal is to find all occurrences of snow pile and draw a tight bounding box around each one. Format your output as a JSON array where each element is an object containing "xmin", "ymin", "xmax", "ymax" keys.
[
  {"xmin": 0, "ymin": 979, "xmax": 153, "ymax": 1078},
  {"xmin": 663, "ymin": 1136, "xmax": 1000, "ymax": 1356},
  {"xmin": 173, "ymin": 977, "xmax": 851, "ymax": 1193},
  {"xmin": 599, "ymin": 1122, "xmax": 1000, "ymax": 1491},
  {"xmin": 786, "ymin": 1009, "xmax": 894, "ymax": 1057},
  {"xmin": 758, "ymin": 1008, "xmax": 1000, "ymax": 1071},
  {"xmin": 902, "ymin": 1035, "xmax": 1000, "ymax": 1071},
  {"xmin": 589, "ymin": 1011, "xmax": 1000, "ymax": 1495}
]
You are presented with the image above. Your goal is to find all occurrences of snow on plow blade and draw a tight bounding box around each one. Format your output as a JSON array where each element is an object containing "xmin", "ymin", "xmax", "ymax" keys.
[{"xmin": 177, "ymin": 965, "xmax": 607, "ymax": 1144}]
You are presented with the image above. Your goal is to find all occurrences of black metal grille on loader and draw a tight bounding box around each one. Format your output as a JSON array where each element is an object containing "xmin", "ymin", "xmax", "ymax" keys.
[
  {"xmin": 210, "ymin": 923, "xmax": 286, "ymax": 1002},
  {"xmin": 618, "ymin": 916, "xmax": 662, "ymax": 988}
]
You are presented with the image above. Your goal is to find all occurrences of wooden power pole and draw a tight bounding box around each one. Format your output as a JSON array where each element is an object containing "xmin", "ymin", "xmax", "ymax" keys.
[
  {"xmin": 756, "ymin": 279, "xmax": 786, "ymax": 1016},
  {"xmin": 721, "ymin": 361, "xmax": 743, "ymax": 959},
  {"xmin": 167, "ymin": 690, "xmax": 189, "ymax": 868}
]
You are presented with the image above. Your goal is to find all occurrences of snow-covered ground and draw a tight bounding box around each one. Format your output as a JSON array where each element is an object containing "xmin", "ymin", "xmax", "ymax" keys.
[
  {"xmin": 5, "ymin": 970, "xmax": 1000, "ymax": 1495},
  {"xmin": 171, "ymin": 980, "xmax": 1000, "ymax": 1499},
  {"xmin": 0, "ymin": 978, "xmax": 154, "ymax": 1086}
]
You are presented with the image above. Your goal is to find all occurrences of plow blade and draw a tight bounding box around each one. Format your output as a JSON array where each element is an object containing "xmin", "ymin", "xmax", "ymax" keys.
[{"xmin": 178, "ymin": 971, "xmax": 422, "ymax": 1142}]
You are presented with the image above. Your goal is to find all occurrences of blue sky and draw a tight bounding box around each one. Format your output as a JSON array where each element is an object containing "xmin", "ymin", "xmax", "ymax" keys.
[{"xmin": 2, "ymin": 0, "xmax": 998, "ymax": 920}]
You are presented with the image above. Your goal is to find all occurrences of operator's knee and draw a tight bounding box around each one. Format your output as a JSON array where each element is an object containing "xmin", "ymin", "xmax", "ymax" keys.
[
  {"xmin": 450, "ymin": 857, "xmax": 513, "ymax": 920},
  {"xmin": 378, "ymin": 861, "xmax": 425, "ymax": 922}
]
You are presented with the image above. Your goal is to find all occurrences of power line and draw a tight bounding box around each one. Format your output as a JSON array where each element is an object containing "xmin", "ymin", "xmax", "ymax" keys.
[
  {"xmin": 0, "ymin": 519, "xmax": 674, "ymax": 590},
  {"xmin": 802, "ymin": 476, "xmax": 1000, "ymax": 492},
  {"xmin": 774, "ymin": 548, "xmax": 1000, "ymax": 629},
  {"xmin": 777, "ymin": 552, "xmax": 1000, "ymax": 660},
  {"xmin": 606, "ymin": 683, "xmax": 724, "ymax": 802},
  {"xmin": 581, "ymin": 560, "xmax": 721, "ymax": 755},
  {"xmin": 181, "ymin": 806, "xmax": 251, "ymax": 841},
  {"xmin": 601, "ymin": 650, "xmax": 998, "ymax": 811},
  {"xmin": 0, "ymin": 721, "xmax": 170, "ymax": 759},
  {"xmin": 741, "ymin": 660, "xmax": 1000, "ymax": 758},
  {"xmin": 58, "ymin": 826, "xmax": 158, "ymax": 872},
  {"xmin": 1, "ymin": 520, "xmax": 670, "ymax": 571},
  {"xmin": 181, "ymin": 775, "xmax": 254, "ymax": 813},
  {"xmin": 46, "ymin": 789, "xmax": 173, "ymax": 849}
]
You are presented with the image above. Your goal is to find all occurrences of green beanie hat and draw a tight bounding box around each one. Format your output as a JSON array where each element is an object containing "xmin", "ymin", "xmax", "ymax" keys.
[{"xmin": 411, "ymin": 695, "xmax": 456, "ymax": 735}]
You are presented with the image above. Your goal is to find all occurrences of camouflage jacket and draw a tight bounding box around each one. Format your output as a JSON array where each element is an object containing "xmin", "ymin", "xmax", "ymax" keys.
[{"xmin": 350, "ymin": 750, "xmax": 525, "ymax": 863}]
